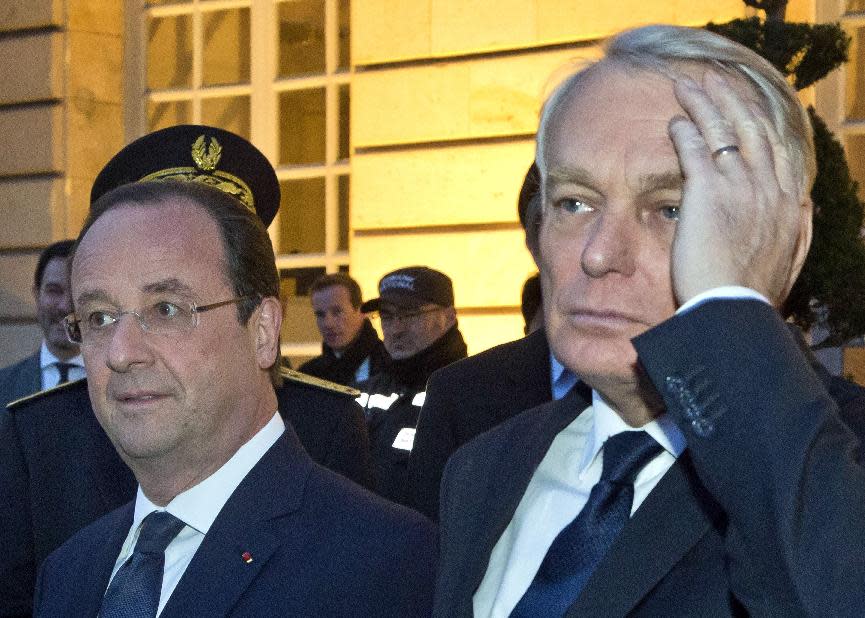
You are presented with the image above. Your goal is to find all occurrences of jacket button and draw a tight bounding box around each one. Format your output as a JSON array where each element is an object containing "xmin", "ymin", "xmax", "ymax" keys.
[{"xmin": 691, "ymin": 417, "xmax": 714, "ymax": 438}]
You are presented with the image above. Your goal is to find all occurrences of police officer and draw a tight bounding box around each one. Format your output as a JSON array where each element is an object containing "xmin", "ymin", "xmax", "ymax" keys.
[{"xmin": 358, "ymin": 266, "xmax": 467, "ymax": 504}]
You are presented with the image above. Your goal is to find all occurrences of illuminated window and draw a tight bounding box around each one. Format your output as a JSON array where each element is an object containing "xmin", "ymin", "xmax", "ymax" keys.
[
  {"xmin": 843, "ymin": 6, "xmax": 865, "ymax": 201},
  {"xmin": 137, "ymin": 0, "xmax": 351, "ymax": 362}
]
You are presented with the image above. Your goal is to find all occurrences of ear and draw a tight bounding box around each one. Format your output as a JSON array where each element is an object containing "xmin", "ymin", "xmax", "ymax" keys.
[
  {"xmin": 781, "ymin": 196, "xmax": 814, "ymax": 302},
  {"xmin": 253, "ymin": 296, "xmax": 282, "ymax": 370}
]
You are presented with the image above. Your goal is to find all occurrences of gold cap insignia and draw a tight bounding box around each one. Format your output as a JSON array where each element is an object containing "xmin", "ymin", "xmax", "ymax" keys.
[
  {"xmin": 191, "ymin": 135, "xmax": 222, "ymax": 172},
  {"xmin": 138, "ymin": 135, "xmax": 255, "ymax": 213}
]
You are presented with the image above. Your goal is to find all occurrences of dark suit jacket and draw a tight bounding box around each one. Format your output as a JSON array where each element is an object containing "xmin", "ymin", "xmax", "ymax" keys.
[
  {"xmin": 0, "ymin": 377, "xmax": 372, "ymax": 618},
  {"xmin": 435, "ymin": 301, "xmax": 865, "ymax": 617},
  {"xmin": 33, "ymin": 426, "xmax": 437, "ymax": 617},
  {"xmin": 0, "ymin": 352, "xmax": 40, "ymax": 409},
  {"xmin": 407, "ymin": 329, "xmax": 553, "ymax": 519}
]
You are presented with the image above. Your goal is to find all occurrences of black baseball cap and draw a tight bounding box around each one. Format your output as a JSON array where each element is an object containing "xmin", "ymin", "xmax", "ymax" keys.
[
  {"xmin": 90, "ymin": 125, "xmax": 280, "ymax": 227},
  {"xmin": 361, "ymin": 266, "xmax": 454, "ymax": 312}
]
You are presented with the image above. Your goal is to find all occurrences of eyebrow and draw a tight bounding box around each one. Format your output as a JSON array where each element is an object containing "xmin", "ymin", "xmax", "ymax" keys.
[
  {"xmin": 546, "ymin": 166, "xmax": 599, "ymax": 191},
  {"xmin": 546, "ymin": 166, "xmax": 682, "ymax": 195},
  {"xmin": 75, "ymin": 289, "xmax": 113, "ymax": 307},
  {"xmin": 142, "ymin": 278, "xmax": 195, "ymax": 297},
  {"xmin": 75, "ymin": 279, "xmax": 195, "ymax": 307},
  {"xmin": 636, "ymin": 172, "xmax": 683, "ymax": 194}
]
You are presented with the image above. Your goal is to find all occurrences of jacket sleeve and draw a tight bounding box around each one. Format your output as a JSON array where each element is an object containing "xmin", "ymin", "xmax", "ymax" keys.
[
  {"xmin": 325, "ymin": 397, "xmax": 374, "ymax": 489},
  {"xmin": 0, "ymin": 410, "xmax": 38, "ymax": 618},
  {"xmin": 633, "ymin": 299, "xmax": 865, "ymax": 616},
  {"xmin": 406, "ymin": 367, "xmax": 460, "ymax": 520}
]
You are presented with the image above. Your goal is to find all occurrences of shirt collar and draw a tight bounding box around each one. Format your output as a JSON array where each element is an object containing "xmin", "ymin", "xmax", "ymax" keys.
[
  {"xmin": 578, "ymin": 390, "xmax": 687, "ymax": 474},
  {"xmin": 132, "ymin": 411, "xmax": 285, "ymax": 534},
  {"xmin": 39, "ymin": 341, "xmax": 84, "ymax": 370},
  {"xmin": 549, "ymin": 353, "xmax": 578, "ymax": 400}
]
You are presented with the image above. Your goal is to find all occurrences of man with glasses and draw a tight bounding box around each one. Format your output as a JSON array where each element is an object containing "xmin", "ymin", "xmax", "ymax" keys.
[
  {"xmin": 358, "ymin": 266, "xmax": 467, "ymax": 504},
  {"xmin": 31, "ymin": 128, "xmax": 435, "ymax": 617}
]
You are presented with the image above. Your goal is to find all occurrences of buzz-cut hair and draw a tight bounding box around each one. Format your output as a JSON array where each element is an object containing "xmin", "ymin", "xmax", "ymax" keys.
[{"xmin": 536, "ymin": 24, "xmax": 815, "ymax": 201}]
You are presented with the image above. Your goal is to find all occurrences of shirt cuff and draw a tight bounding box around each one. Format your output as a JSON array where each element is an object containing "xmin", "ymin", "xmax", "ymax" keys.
[{"xmin": 676, "ymin": 286, "xmax": 770, "ymax": 315}]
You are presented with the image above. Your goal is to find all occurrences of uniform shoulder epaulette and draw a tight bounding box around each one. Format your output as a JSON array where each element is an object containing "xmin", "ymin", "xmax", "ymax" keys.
[
  {"xmin": 279, "ymin": 367, "xmax": 361, "ymax": 398},
  {"xmin": 6, "ymin": 377, "xmax": 87, "ymax": 411}
]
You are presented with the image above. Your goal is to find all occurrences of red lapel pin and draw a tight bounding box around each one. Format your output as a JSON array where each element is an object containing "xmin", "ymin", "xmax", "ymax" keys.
[{"xmin": 241, "ymin": 551, "xmax": 253, "ymax": 564}]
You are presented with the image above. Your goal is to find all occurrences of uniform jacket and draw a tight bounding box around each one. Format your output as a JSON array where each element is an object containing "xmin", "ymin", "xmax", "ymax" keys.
[
  {"xmin": 362, "ymin": 325, "xmax": 467, "ymax": 504},
  {"xmin": 0, "ymin": 376, "xmax": 372, "ymax": 618},
  {"xmin": 34, "ymin": 426, "xmax": 437, "ymax": 617},
  {"xmin": 434, "ymin": 301, "xmax": 865, "ymax": 617},
  {"xmin": 0, "ymin": 352, "xmax": 40, "ymax": 410},
  {"xmin": 407, "ymin": 329, "xmax": 554, "ymax": 519}
]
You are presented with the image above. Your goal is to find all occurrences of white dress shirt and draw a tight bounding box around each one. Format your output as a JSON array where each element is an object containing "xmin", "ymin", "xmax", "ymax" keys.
[
  {"xmin": 473, "ymin": 393, "xmax": 686, "ymax": 618},
  {"xmin": 39, "ymin": 342, "xmax": 85, "ymax": 389},
  {"xmin": 107, "ymin": 412, "xmax": 285, "ymax": 616}
]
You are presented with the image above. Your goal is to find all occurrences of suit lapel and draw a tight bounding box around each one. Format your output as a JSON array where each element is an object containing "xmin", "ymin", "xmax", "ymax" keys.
[
  {"xmin": 25, "ymin": 354, "xmax": 41, "ymax": 395},
  {"xmin": 462, "ymin": 389, "xmax": 592, "ymax": 605},
  {"xmin": 68, "ymin": 505, "xmax": 133, "ymax": 617},
  {"xmin": 566, "ymin": 452, "xmax": 720, "ymax": 616},
  {"xmin": 161, "ymin": 428, "xmax": 311, "ymax": 617}
]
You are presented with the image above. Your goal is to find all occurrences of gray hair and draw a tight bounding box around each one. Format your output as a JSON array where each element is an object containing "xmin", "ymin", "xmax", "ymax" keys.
[{"xmin": 536, "ymin": 24, "xmax": 815, "ymax": 199}]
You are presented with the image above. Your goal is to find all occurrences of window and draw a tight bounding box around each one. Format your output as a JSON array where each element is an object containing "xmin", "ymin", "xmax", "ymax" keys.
[
  {"xmin": 137, "ymin": 0, "xmax": 351, "ymax": 361},
  {"xmin": 842, "ymin": 4, "xmax": 865, "ymax": 201}
]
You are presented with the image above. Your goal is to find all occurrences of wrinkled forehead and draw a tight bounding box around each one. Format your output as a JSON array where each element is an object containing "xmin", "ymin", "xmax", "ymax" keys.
[
  {"xmin": 538, "ymin": 58, "xmax": 763, "ymax": 169},
  {"xmin": 70, "ymin": 200, "xmax": 226, "ymax": 297}
]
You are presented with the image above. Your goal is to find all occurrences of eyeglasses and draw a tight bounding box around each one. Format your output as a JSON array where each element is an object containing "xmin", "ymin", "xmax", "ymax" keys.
[
  {"xmin": 64, "ymin": 296, "xmax": 254, "ymax": 345},
  {"xmin": 378, "ymin": 306, "xmax": 442, "ymax": 324}
]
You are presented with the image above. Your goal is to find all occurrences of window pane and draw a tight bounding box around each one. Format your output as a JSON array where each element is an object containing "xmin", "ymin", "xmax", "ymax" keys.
[
  {"xmin": 148, "ymin": 15, "xmax": 193, "ymax": 90},
  {"xmin": 279, "ymin": 267, "xmax": 325, "ymax": 353},
  {"xmin": 279, "ymin": 89, "xmax": 326, "ymax": 165},
  {"xmin": 338, "ymin": 175, "xmax": 350, "ymax": 251},
  {"xmin": 845, "ymin": 135, "xmax": 865, "ymax": 202},
  {"xmin": 148, "ymin": 100, "xmax": 191, "ymax": 131},
  {"xmin": 201, "ymin": 96, "xmax": 251, "ymax": 140},
  {"xmin": 339, "ymin": 0, "xmax": 351, "ymax": 70},
  {"xmin": 279, "ymin": 177, "xmax": 326, "ymax": 253},
  {"xmin": 847, "ymin": 27, "xmax": 865, "ymax": 120},
  {"xmin": 338, "ymin": 84, "xmax": 350, "ymax": 160},
  {"xmin": 278, "ymin": 0, "xmax": 326, "ymax": 78},
  {"xmin": 202, "ymin": 8, "xmax": 251, "ymax": 86}
]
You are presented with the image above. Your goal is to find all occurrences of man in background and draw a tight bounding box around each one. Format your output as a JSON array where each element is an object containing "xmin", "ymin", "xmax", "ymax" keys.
[
  {"xmin": 0, "ymin": 240, "xmax": 85, "ymax": 408},
  {"xmin": 300, "ymin": 273, "xmax": 387, "ymax": 387},
  {"xmin": 358, "ymin": 266, "xmax": 466, "ymax": 504}
]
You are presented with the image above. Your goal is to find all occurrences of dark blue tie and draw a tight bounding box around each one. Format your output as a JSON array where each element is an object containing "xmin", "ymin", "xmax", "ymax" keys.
[
  {"xmin": 55, "ymin": 362, "xmax": 75, "ymax": 384},
  {"xmin": 511, "ymin": 431, "xmax": 663, "ymax": 617},
  {"xmin": 100, "ymin": 511, "xmax": 186, "ymax": 618}
]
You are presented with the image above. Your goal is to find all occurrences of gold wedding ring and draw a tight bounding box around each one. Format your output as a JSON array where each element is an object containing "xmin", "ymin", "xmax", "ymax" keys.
[{"xmin": 711, "ymin": 144, "xmax": 740, "ymax": 161}]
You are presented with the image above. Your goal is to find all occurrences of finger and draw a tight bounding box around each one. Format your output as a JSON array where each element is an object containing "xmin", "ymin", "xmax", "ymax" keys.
[
  {"xmin": 673, "ymin": 77, "xmax": 738, "ymax": 153},
  {"xmin": 747, "ymin": 100, "xmax": 801, "ymax": 201},
  {"xmin": 704, "ymin": 71, "xmax": 778, "ymax": 188},
  {"xmin": 674, "ymin": 77, "xmax": 750, "ymax": 192},
  {"xmin": 667, "ymin": 114, "xmax": 714, "ymax": 184}
]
